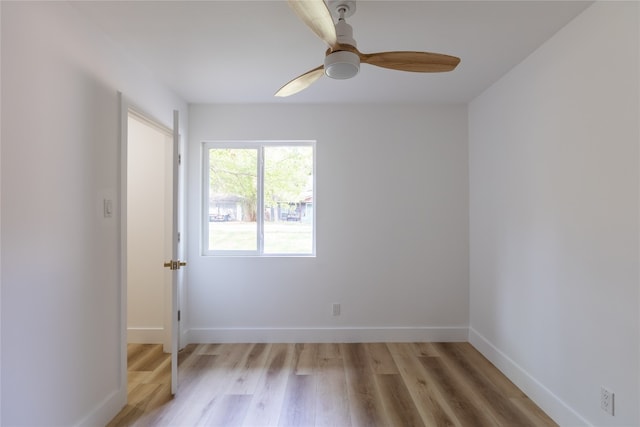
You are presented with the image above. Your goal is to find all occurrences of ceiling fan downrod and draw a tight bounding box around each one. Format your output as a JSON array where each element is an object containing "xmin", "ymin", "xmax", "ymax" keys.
[{"xmin": 324, "ymin": 1, "xmax": 360, "ymax": 79}]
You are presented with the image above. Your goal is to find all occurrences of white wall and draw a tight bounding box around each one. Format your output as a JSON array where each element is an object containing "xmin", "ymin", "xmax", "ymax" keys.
[
  {"xmin": 0, "ymin": 2, "xmax": 186, "ymax": 426},
  {"xmin": 186, "ymin": 104, "xmax": 469, "ymax": 343},
  {"xmin": 469, "ymin": 2, "xmax": 639, "ymax": 426}
]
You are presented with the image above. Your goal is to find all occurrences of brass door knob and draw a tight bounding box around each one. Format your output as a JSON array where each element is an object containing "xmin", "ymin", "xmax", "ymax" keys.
[{"xmin": 164, "ymin": 260, "xmax": 187, "ymax": 270}]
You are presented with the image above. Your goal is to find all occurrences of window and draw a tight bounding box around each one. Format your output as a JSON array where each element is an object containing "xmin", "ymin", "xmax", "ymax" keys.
[{"xmin": 203, "ymin": 141, "xmax": 315, "ymax": 256}]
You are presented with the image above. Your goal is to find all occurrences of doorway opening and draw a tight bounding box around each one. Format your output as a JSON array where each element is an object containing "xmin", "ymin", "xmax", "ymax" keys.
[
  {"xmin": 127, "ymin": 111, "xmax": 174, "ymax": 351},
  {"xmin": 119, "ymin": 109, "xmax": 175, "ymax": 419}
]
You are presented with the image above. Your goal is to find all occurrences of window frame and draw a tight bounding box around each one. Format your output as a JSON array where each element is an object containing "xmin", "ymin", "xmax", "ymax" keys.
[{"xmin": 202, "ymin": 140, "xmax": 316, "ymax": 257}]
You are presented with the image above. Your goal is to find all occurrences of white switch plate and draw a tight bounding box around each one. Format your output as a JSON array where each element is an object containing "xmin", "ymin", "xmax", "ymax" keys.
[
  {"xmin": 332, "ymin": 303, "xmax": 340, "ymax": 316},
  {"xmin": 103, "ymin": 199, "xmax": 113, "ymax": 218}
]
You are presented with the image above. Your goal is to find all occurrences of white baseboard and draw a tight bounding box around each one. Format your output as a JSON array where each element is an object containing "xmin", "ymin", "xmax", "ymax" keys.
[
  {"xmin": 73, "ymin": 387, "xmax": 126, "ymax": 427},
  {"xmin": 186, "ymin": 326, "xmax": 468, "ymax": 343},
  {"xmin": 468, "ymin": 328, "xmax": 591, "ymax": 427},
  {"xmin": 127, "ymin": 327, "xmax": 164, "ymax": 344},
  {"xmin": 180, "ymin": 328, "xmax": 189, "ymax": 350}
]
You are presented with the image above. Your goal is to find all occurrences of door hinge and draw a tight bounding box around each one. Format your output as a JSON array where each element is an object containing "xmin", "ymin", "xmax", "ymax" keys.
[
  {"xmin": 178, "ymin": 154, "xmax": 182, "ymax": 165},
  {"xmin": 178, "ymin": 232, "xmax": 181, "ymax": 243},
  {"xmin": 178, "ymin": 310, "xmax": 181, "ymax": 322}
]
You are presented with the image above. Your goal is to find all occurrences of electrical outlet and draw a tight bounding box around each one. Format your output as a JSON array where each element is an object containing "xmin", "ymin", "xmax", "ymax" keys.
[
  {"xmin": 332, "ymin": 303, "xmax": 340, "ymax": 316},
  {"xmin": 601, "ymin": 387, "xmax": 614, "ymax": 416}
]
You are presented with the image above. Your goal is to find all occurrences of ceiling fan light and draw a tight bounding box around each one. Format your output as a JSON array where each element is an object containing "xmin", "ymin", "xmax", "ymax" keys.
[{"xmin": 324, "ymin": 50, "xmax": 360, "ymax": 79}]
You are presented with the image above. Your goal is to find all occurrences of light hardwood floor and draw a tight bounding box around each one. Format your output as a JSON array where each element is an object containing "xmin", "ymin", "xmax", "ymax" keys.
[{"xmin": 108, "ymin": 342, "xmax": 557, "ymax": 427}]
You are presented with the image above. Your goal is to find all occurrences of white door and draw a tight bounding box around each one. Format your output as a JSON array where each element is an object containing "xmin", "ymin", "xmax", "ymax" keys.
[{"xmin": 168, "ymin": 110, "xmax": 182, "ymax": 395}]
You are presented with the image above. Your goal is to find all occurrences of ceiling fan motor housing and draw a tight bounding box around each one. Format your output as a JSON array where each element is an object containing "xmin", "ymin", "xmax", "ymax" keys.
[
  {"xmin": 324, "ymin": 50, "xmax": 360, "ymax": 79},
  {"xmin": 324, "ymin": 11, "xmax": 359, "ymax": 79}
]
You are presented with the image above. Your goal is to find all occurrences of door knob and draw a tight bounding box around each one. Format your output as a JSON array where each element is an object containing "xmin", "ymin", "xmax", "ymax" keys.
[{"xmin": 164, "ymin": 260, "xmax": 187, "ymax": 270}]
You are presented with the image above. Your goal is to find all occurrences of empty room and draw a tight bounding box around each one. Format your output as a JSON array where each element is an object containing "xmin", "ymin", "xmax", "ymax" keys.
[{"xmin": 1, "ymin": 1, "xmax": 638, "ymax": 426}]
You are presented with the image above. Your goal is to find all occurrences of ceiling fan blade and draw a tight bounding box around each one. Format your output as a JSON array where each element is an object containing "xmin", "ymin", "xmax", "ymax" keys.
[
  {"xmin": 275, "ymin": 66, "xmax": 325, "ymax": 97},
  {"xmin": 359, "ymin": 51, "xmax": 461, "ymax": 73},
  {"xmin": 287, "ymin": 0, "xmax": 338, "ymax": 49}
]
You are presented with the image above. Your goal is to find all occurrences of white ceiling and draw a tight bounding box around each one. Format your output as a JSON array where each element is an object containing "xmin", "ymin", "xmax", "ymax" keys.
[{"xmin": 71, "ymin": 0, "xmax": 592, "ymax": 104}]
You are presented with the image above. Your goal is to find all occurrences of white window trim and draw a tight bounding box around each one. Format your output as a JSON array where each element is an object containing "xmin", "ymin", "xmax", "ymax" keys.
[{"xmin": 202, "ymin": 140, "xmax": 316, "ymax": 257}]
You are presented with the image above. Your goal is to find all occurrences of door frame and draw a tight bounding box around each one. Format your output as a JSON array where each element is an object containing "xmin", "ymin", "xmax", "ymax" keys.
[{"xmin": 118, "ymin": 93, "xmax": 184, "ymax": 398}]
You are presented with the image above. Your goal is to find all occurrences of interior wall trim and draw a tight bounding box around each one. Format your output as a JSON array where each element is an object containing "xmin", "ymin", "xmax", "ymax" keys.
[
  {"xmin": 186, "ymin": 326, "xmax": 469, "ymax": 344},
  {"xmin": 73, "ymin": 389, "xmax": 125, "ymax": 427},
  {"xmin": 127, "ymin": 327, "xmax": 165, "ymax": 344},
  {"xmin": 468, "ymin": 327, "xmax": 592, "ymax": 427}
]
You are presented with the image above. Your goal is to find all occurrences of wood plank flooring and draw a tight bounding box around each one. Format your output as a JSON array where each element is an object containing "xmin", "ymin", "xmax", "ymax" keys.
[{"xmin": 107, "ymin": 342, "xmax": 557, "ymax": 427}]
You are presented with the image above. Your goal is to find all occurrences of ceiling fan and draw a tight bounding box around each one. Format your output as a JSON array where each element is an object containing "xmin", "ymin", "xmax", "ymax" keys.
[{"xmin": 275, "ymin": 0, "xmax": 461, "ymax": 97}]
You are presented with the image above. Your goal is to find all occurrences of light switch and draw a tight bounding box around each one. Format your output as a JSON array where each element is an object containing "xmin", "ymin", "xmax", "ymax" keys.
[{"xmin": 103, "ymin": 199, "xmax": 113, "ymax": 218}]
